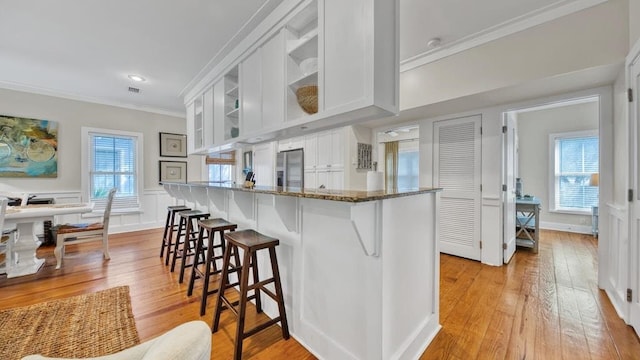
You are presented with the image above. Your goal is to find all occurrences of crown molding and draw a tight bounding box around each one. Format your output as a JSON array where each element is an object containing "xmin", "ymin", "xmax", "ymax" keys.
[
  {"xmin": 400, "ymin": 0, "xmax": 607, "ymax": 73},
  {"xmin": 0, "ymin": 80, "xmax": 185, "ymax": 118}
]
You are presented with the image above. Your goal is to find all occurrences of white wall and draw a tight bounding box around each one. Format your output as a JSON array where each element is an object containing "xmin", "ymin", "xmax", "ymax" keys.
[
  {"xmin": 0, "ymin": 88, "xmax": 200, "ymax": 192},
  {"xmin": 516, "ymin": 101, "xmax": 598, "ymax": 231},
  {"xmin": 417, "ymin": 86, "xmax": 612, "ymax": 266},
  {"xmin": 400, "ymin": 0, "xmax": 628, "ymax": 112},
  {"xmin": 0, "ymin": 88, "xmax": 201, "ymax": 232},
  {"xmin": 631, "ymin": 0, "xmax": 640, "ymax": 48}
]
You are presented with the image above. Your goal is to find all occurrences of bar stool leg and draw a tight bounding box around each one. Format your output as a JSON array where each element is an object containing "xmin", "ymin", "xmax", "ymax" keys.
[
  {"xmin": 170, "ymin": 216, "xmax": 186, "ymax": 270},
  {"xmin": 269, "ymin": 247, "xmax": 290, "ymax": 339},
  {"xmin": 234, "ymin": 248, "xmax": 253, "ymax": 360},
  {"xmin": 165, "ymin": 210, "xmax": 182, "ymax": 265},
  {"xmin": 160, "ymin": 210, "xmax": 171, "ymax": 258},
  {"xmin": 179, "ymin": 217, "xmax": 197, "ymax": 283},
  {"xmin": 187, "ymin": 226, "xmax": 206, "ymax": 297},
  {"xmin": 199, "ymin": 229, "xmax": 215, "ymax": 315},
  {"xmin": 251, "ymin": 252, "xmax": 262, "ymax": 313},
  {"xmin": 213, "ymin": 243, "xmax": 233, "ymax": 332}
]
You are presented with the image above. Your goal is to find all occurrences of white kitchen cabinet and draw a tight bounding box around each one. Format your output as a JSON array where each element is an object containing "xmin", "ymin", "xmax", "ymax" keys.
[
  {"xmin": 330, "ymin": 169, "xmax": 344, "ymax": 190},
  {"xmin": 316, "ymin": 168, "xmax": 343, "ymax": 190},
  {"xmin": 330, "ymin": 129, "xmax": 344, "ymax": 168},
  {"xmin": 304, "ymin": 169, "xmax": 317, "ymax": 189},
  {"xmin": 183, "ymin": 0, "xmax": 397, "ymax": 154},
  {"xmin": 241, "ymin": 31, "xmax": 286, "ymax": 138},
  {"xmin": 213, "ymin": 80, "xmax": 225, "ymax": 144},
  {"xmin": 253, "ymin": 142, "xmax": 275, "ymax": 187},
  {"xmin": 262, "ymin": 30, "xmax": 286, "ymax": 130},
  {"xmin": 285, "ymin": 1, "xmax": 319, "ymax": 121},
  {"xmin": 278, "ymin": 136, "xmax": 303, "ymax": 152},
  {"xmin": 186, "ymin": 95, "xmax": 206, "ymax": 154},
  {"xmin": 315, "ymin": 128, "xmax": 344, "ymax": 169},
  {"xmin": 303, "ymin": 127, "xmax": 345, "ymax": 190},
  {"xmin": 224, "ymin": 67, "xmax": 240, "ymax": 141},
  {"xmin": 304, "ymin": 135, "xmax": 317, "ymax": 169},
  {"xmin": 241, "ymin": 50, "xmax": 262, "ymax": 137},
  {"xmin": 186, "ymin": 101, "xmax": 196, "ymax": 154},
  {"xmin": 202, "ymin": 86, "xmax": 214, "ymax": 148},
  {"xmin": 316, "ymin": 131, "xmax": 331, "ymax": 168}
]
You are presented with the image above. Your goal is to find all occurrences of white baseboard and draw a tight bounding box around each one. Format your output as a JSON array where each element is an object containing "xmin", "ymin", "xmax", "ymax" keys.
[{"xmin": 540, "ymin": 221, "xmax": 592, "ymax": 234}]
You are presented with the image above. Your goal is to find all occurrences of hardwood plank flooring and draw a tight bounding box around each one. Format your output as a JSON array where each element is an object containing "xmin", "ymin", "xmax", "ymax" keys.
[
  {"xmin": 0, "ymin": 228, "xmax": 638, "ymax": 359},
  {"xmin": 422, "ymin": 230, "xmax": 640, "ymax": 360}
]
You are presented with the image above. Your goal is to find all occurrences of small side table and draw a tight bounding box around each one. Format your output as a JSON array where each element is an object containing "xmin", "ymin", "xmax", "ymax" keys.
[{"xmin": 516, "ymin": 196, "xmax": 541, "ymax": 253}]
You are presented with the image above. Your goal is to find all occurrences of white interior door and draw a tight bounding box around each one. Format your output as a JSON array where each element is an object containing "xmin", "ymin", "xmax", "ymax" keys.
[
  {"xmin": 503, "ymin": 113, "xmax": 517, "ymax": 263},
  {"xmin": 434, "ymin": 115, "xmax": 482, "ymax": 261},
  {"xmin": 629, "ymin": 46, "xmax": 640, "ymax": 337}
]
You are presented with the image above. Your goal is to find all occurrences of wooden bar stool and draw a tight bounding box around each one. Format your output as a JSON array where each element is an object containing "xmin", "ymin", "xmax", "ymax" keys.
[
  {"xmin": 187, "ymin": 218, "xmax": 238, "ymax": 316},
  {"xmin": 212, "ymin": 229, "xmax": 289, "ymax": 360},
  {"xmin": 171, "ymin": 210, "xmax": 210, "ymax": 283},
  {"xmin": 161, "ymin": 205, "xmax": 190, "ymax": 264}
]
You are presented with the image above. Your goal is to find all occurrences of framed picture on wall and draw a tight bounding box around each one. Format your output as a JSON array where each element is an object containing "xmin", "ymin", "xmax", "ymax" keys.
[
  {"xmin": 159, "ymin": 132, "xmax": 187, "ymax": 157},
  {"xmin": 159, "ymin": 161, "xmax": 187, "ymax": 184}
]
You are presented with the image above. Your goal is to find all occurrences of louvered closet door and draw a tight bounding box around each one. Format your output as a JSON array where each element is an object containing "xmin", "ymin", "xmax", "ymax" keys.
[{"xmin": 434, "ymin": 115, "xmax": 482, "ymax": 261}]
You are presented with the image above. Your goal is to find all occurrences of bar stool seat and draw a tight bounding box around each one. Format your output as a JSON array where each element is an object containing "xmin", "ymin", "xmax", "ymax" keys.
[
  {"xmin": 187, "ymin": 218, "xmax": 238, "ymax": 316},
  {"xmin": 212, "ymin": 229, "xmax": 289, "ymax": 360},
  {"xmin": 171, "ymin": 210, "xmax": 210, "ymax": 283},
  {"xmin": 161, "ymin": 205, "xmax": 190, "ymax": 265}
]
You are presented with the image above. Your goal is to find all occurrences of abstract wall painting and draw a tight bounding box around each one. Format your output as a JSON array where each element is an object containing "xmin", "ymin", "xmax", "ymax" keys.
[{"xmin": 0, "ymin": 115, "xmax": 58, "ymax": 178}]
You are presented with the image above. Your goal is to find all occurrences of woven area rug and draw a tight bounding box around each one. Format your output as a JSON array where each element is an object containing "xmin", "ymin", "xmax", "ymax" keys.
[{"xmin": 0, "ymin": 286, "xmax": 140, "ymax": 360}]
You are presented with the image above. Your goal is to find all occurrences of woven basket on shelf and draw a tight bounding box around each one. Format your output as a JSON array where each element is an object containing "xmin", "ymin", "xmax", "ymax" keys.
[{"xmin": 296, "ymin": 85, "xmax": 318, "ymax": 114}]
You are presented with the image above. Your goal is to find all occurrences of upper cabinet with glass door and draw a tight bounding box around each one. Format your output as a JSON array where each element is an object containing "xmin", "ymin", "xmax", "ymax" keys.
[{"xmin": 183, "ymin": 0, "xmax": 397, "ymax": 155}]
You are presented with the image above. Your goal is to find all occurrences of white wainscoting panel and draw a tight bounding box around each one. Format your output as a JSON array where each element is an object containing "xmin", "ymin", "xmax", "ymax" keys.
[{"xmin": 23, "ymin": 189, "xmax": 173, "ymax": 235}]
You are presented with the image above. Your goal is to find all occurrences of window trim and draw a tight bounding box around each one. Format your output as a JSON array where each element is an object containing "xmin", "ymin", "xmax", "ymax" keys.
[
  {"xmin": 81, "ymin": 127, "xmax": 144, "ymax": 215},
  {"xmin": 548, "ymin": 129, "xmax": 598, "ymax": 215}
]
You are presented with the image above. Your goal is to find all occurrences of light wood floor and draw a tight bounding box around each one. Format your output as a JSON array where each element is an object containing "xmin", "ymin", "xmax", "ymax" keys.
[{"xmin": 0, "ymin": 229, "xmax": 638, "ymax": 359}]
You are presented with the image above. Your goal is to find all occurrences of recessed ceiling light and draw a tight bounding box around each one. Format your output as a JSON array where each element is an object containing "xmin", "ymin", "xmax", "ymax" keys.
[
  {"xmin": 128, "ymin": 74, "xmax": 146, "ymax": 82},
  {"xmin": 426, "ymin": 38, "xmax": 441, "ymax": 49}
]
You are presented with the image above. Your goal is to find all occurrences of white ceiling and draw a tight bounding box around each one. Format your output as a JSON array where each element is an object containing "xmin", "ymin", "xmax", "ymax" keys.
[{"xmin": 0, "ymin": 0, "xmax": 605, "ymax": 117}]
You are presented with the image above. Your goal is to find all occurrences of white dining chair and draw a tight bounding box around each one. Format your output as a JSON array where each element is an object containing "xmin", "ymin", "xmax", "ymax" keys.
[
  {"xmin": 0, "ymin": 198, "xmax": 15, "ymax": 274},
  {"xmin": 53, "ymin": 188, "xmax": 116, "ymax": 269}
]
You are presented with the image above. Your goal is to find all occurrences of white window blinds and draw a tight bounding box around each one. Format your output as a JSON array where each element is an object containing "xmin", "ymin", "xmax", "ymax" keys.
[
  {"xmin": 553, "ymin": 134, "xmax": 599, "ymax": 212},
  {"xmin": 89, "ymin": 132, "xmax": 140, "ymax": 211}
]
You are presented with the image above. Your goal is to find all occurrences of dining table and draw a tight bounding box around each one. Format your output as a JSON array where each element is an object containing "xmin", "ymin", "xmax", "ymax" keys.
[{"xmin": 4, "ymin": 203, "xmax": 93, "ymax": 278}]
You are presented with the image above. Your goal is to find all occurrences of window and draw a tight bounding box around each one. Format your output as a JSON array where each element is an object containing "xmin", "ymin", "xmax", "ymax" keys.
[
  {"xmin": 208, "ymin": 164, "xmax": 234, "ymax": 183},
  {"xmin": 82, "ymin": 127, "xmax": 143, "ymax": 212},
  {"xmin": 397, "ymin": 141, "xmax": 419, "ymax": 190},
  {"xmin": 206, "ymin": 151, "xmax": 236, "ymax": 183},
  {"xmin": 550, "ymin": 130, "xmax": 598, "ymax": 213}
]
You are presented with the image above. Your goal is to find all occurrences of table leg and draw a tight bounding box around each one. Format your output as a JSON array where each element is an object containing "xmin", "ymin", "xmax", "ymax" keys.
[{"xmin": 7, "ymin": 221, "xmax": 45, "ymax": 278}]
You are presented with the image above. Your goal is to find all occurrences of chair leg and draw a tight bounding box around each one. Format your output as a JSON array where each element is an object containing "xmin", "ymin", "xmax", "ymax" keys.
[
  {"xmin": 161, "ymin": 211, "xmax": 171, "ymax": 257},
  {"xmin": 179, "ymin": 218, "xmax": 195, "ymax": 283},
  {"xmin": 188, "ymin": 227, "xmax": 206, "ymax": 297},
  {"xmin": 251, "ymin": 252, "xmax": 262, "ymax": 313},
  {"xmin": 233, "ymin": 249, "xmax": 252, "ymax": 360},
  {"xmin": 213, "ymin": 244, "xmax": 233, "ymax": 333},
  {"xmin": 54, "ymin": 236, "xmax": 64, "ymax": 269},
  {"xmin": 102, "ymin": 232, "xmax": 110, "ymax": 260},
  {"xmin": 199, "ymin": 229, "xmax": 214, "ymax": 316},
  {"xmin": 171, "ymin": 217, "xmax": 185, "ymax": 272},
  {"xmin": 269, "ymin": 247, "xmax": 290, "ymax": 340}
]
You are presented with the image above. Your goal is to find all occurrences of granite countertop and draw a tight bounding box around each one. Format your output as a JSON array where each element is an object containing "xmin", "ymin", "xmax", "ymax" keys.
[{"xmin": 162, "ymin": 181, "xmax": 442, "ymax": 203}]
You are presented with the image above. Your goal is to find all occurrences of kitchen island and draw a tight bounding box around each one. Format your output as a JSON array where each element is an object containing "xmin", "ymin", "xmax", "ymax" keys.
[{"xmin": 163, "ymin": 182, "xmax": 441, "ymax": 360}]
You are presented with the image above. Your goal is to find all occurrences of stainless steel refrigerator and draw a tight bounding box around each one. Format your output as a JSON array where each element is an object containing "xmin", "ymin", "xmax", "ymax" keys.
[{"xmin": 276, "ymin": 148, "xmax": 304, "ymax": 189}]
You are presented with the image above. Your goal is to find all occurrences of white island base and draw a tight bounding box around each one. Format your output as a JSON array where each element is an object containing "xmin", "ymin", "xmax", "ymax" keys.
[{"xmin": 164, "ymin": 183, "xmax": 441, "ymax": 359}]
